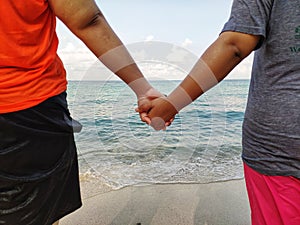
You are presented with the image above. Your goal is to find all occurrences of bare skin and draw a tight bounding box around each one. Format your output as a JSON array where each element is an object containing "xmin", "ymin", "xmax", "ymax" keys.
[
  {"xmin": 49, "ymin": 0, "xmax": 155, "ymax": 96},
  {"xmin": 46, "ymin": 0, "xmax": 168, "ymax": 223},
  {"xmin": 138, "ymin": 31, "xmax": 261, "ymax": 130},
  {"xmin": 49, "ymin": 0, "xmax": 172, "ymax": 125}
]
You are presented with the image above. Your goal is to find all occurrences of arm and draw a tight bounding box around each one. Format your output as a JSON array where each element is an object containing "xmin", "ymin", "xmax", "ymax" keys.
[
  {"xmin": 48, "ymin": 0, "xmax": 160, "ymax": 102},
  {"xmin": 147, "ymin": 31, "xmax": 261, "ymax": 130}
]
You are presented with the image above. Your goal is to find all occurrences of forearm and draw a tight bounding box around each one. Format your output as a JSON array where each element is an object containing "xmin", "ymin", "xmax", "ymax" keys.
[
  {"xmin": 72, "ymin": 14, "xmax": 144, "ymax": 83},
  {"xmin": 50, "ymin": 0, "xmax": 152, "ymax": 97},
  {"xmin": 167, "ymin": 31, "xmax": 259, "ymax": 112}
]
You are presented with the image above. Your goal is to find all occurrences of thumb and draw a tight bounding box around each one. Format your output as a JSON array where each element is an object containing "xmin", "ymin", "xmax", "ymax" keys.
[{"xmin": 136, "ymin": 97, "xmax": 152, "ymax": 113}]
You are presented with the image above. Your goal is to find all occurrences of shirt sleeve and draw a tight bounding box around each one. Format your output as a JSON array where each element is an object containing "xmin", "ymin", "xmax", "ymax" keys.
[{"xmin": 222, "ymin": 0, "xmax": 274, "ymax": 48}]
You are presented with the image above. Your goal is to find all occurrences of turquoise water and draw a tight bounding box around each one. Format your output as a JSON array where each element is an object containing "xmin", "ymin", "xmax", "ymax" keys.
[{"xmin": 67, "ymin": 79, "xmax": 250, "ymax": 189}]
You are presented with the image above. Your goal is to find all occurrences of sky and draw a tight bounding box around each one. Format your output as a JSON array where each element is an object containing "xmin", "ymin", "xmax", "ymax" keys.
[{"xmin": 56, "ymin": 0, "xmax": 253, "ymax": 80}]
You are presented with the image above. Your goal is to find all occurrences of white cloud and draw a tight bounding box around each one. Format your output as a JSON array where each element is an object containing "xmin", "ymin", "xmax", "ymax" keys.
[
  {"xmin": 145, "ymin": 35, "xmax": 154, "ymax": 42},
  {"xmin": 165, "ymin": 45, "xmax": 197, "ymax": 72},
  {"xmin": 130, "ymin": 49, "xmax": 147, "ymax": 61},
  {"xmin": 226, "ymin": 53, "xmax": 253, "ymax": 80},
  {"xmin": 139, "ymin": 62, "xmax": 186, "ymax": 80},
  {"xmin": 60, "ymin": 42, "xmax": 76, "ymax": 53},
  {"xmin": 181, "ymin": 38, "xmax": 193, "ymax": 47}
]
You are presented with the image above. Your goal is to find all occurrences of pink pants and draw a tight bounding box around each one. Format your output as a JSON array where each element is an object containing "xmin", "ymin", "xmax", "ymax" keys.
[{"xmin": 244, "ymin": 163, "xmax": 300, "ymax": 225}]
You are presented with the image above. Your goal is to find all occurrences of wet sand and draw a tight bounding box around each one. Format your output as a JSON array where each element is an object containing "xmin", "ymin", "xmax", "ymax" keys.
[{"xmin": 60, "ymin": 179, "xmax": 250, "ymax": 225}]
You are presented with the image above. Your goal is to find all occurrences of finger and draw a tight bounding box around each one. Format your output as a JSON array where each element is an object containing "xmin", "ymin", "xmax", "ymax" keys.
[
  {"xmin": 165, "ymin": 121, "xmax": 171, "ymax": 126},
  {"xmin": 164, "ymin": 116, "xmax": 175, "ymax": 126},
  {"xmin": 139, "ymin": 112, "xmax": 151, "ymax": 124},
  {"xmin": 137, "ymin": 98, "xmax": 152, "ymax": 113}
]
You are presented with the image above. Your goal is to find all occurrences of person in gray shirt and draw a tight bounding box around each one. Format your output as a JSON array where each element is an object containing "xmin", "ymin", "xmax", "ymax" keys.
[{"xmin": 137, "ymin": 0, "xmax": 300, "ymax": 224}]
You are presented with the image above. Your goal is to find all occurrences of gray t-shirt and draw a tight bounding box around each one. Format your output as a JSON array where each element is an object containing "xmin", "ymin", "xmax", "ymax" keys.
[{"xmin": 222, "ymin": 0, "xmax": 300, "ymax": 177}]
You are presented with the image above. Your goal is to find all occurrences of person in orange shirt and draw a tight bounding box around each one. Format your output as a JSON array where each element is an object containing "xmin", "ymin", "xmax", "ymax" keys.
[{"xmin": 0, "ymin": 0, "xmax": 164, "ymax": 224}]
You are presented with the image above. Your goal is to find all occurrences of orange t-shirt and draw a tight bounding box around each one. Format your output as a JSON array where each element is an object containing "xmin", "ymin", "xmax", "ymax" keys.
[{"xmin": 0, "ymin": 0, "xmax": 67, "ymax": 113}]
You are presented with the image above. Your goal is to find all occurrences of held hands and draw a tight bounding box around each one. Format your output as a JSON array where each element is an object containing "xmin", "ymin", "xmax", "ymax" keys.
[
  {"xmin": 136, "ymin": 87, "xmax": 164, "ymax": 125},
  {"xmin": 147, "ymin": 97, "xmax": 178, "ymax": 130},
  {"xmin": 136, "ymin": 90, "xmax": 178, "ymax": 130}
]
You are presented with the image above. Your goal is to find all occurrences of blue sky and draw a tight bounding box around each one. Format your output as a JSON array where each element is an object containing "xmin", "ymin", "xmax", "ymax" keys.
[
  {"xmin": 97, "ymin": 0, "xmax": 232, "ymax": 51},
  {"xmin": 57, "ymin": 0, "xmax": 253, "ymax": 80}
]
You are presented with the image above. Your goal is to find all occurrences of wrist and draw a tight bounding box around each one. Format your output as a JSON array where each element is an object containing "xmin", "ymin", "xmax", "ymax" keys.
[
  {"xmin": 128, "ymin": 77, "xmax": 153, "ymax": 99},
  {"xmin": 166, "ymin": 86, "xmax": 193, "ymax": 112}
]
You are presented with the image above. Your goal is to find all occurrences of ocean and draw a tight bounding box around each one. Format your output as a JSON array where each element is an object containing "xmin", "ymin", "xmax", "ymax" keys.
[{"xmin": 66, "ymin": 79, "xmax": 250, "ymax": 189}]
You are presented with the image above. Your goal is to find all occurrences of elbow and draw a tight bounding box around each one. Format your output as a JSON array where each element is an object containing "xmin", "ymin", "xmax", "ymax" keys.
[
  {"xmin": 232, "ymin": 43, "xmax": 244, "ymax": 61},
  {"xmin": 77, "ymin": 11, "xmax": 104, "ymax": 30},
  {"xmin": 64, "ymin": 7, "xmax": 105, "ymax": 32},
  {"xmin": 222, "ymin": 36, "xmax": 246, "ymax": 62},
  {"xmin": 219, "ymin": 31, "xmax": 259, "ymax": 61}
]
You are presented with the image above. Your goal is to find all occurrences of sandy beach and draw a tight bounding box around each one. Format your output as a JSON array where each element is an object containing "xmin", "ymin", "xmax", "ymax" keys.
[{"xmin": 60, "ymin": 178, "xmax": 250, "ymax": 225}]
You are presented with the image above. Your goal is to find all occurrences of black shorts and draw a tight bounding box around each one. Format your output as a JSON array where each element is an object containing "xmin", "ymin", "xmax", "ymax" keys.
[{"xmin": 0, "ymin": 92, "xmax": 82, "ymax": 225}]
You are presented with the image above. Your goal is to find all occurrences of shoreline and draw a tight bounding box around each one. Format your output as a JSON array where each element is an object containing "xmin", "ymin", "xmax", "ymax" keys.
[{"xmin": 61, "ymin": 179, "xmax": 251, "ymax": 225}]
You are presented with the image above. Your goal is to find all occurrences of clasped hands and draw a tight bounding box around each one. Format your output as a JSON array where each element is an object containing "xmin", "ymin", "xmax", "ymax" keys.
[{"xmin": 135, "ymin": 88, "xmax": 178, "ymax": 131}]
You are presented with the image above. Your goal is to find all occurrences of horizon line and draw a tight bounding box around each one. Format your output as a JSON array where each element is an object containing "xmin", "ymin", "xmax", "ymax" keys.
[{"xmin": 67, "ymin": 78, "xmax": 250, "ymax": 82}]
